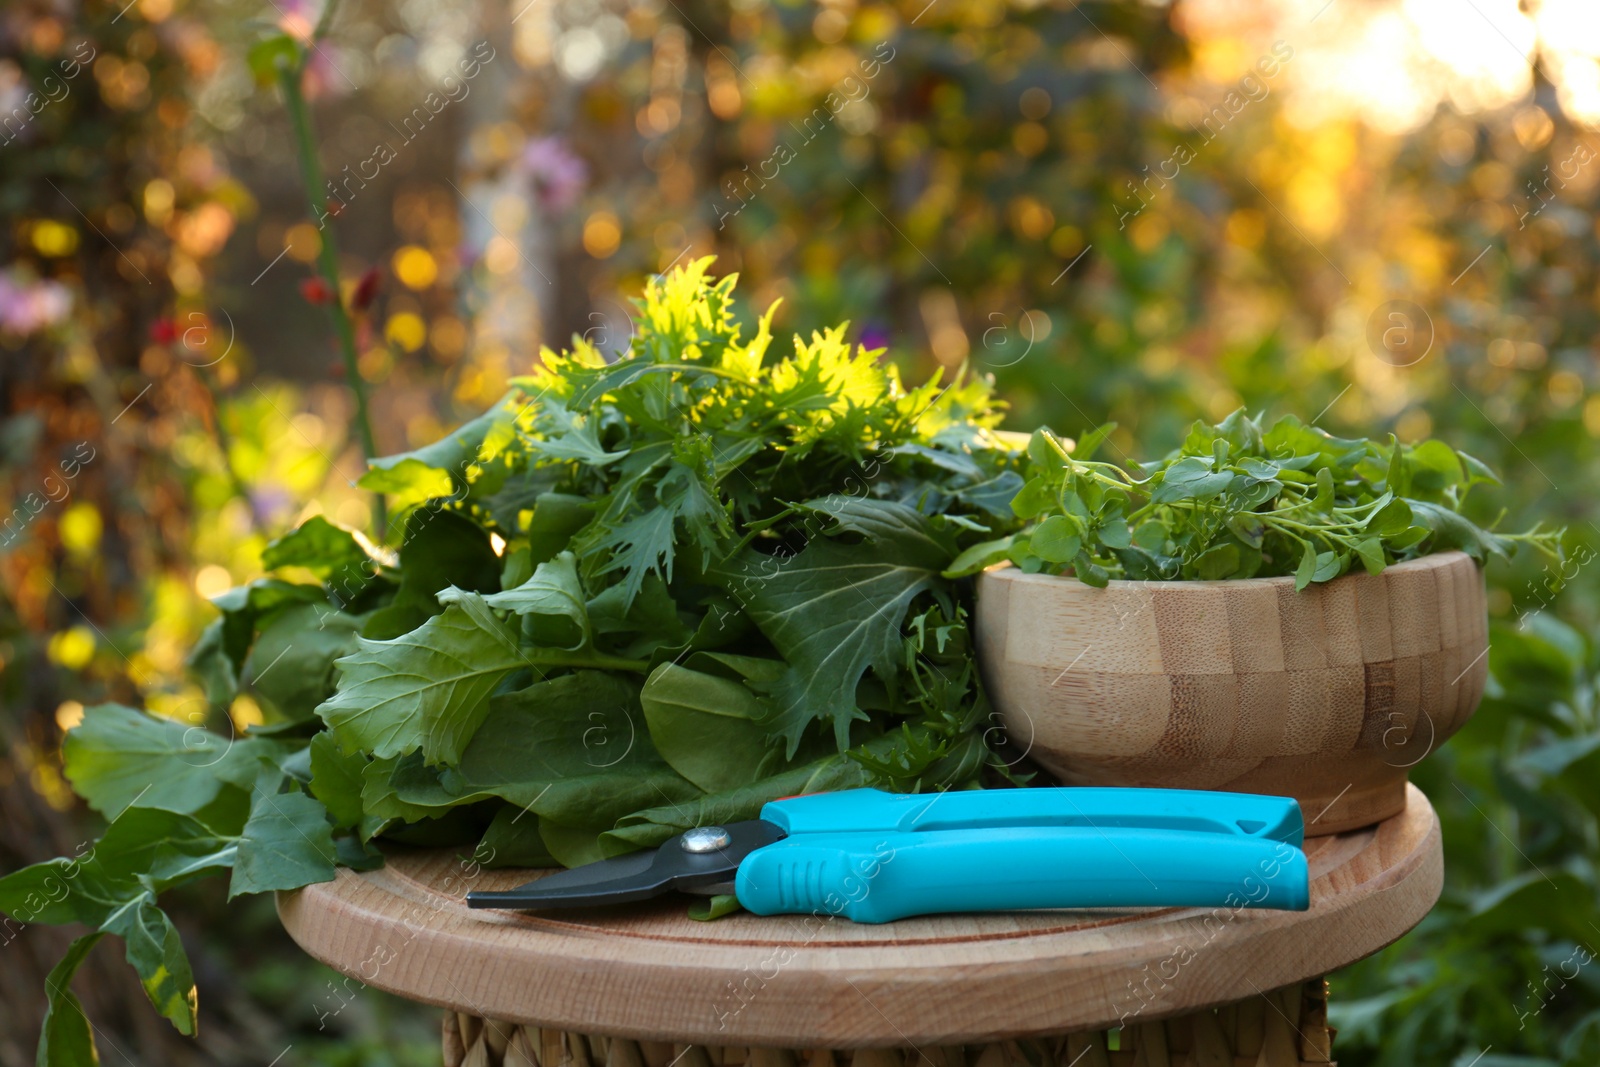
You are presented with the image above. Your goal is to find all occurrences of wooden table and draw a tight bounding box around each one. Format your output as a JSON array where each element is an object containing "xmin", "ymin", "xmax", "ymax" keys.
[{"xmin": 277, "ymin": 784, "xmax": 1443, "ymax": 1067}]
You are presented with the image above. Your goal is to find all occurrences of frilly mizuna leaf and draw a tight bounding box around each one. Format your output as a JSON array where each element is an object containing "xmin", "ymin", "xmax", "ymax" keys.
[{"xmin": 716, "ymin": 499, "xmax": 954, "ymax": 754}]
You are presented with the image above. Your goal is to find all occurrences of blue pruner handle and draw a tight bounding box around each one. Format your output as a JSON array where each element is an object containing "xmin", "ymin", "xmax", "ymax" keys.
[
  {"xmin": 735, "ymin": 826, "xmax": 1309, "ymax": 923},
  {"xmin": 758, "ymin": 787, "xmax": 1304, "ymax": 847}
]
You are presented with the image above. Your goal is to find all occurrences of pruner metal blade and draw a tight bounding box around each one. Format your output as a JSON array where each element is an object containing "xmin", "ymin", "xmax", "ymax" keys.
[{"xmin": 466, "ymin": 820, "xmax": 783, "ymax": 910}]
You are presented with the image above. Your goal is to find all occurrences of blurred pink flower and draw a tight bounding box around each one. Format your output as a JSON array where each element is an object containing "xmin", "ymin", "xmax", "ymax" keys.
[
  {"xmin": 301, "ymin": 42, "xmax": 354, "ymax": 100},
  {"xmin": 0, "ymin": 270, "xmax": 71, "ymax": 335},
  {"xmin": 519, "ymin": 137, "xmax": 588, "ymax": 215},
  {"xmin": 0, "ymin": 63, "xmax": 29, "ymax": 143},
  {"xmin": 276, "ymin": 0, "xmax": 324, "ymax": 43},
  {"xmin": 272, "ymin": 0, "xmax": 354, "ymax": 100}
]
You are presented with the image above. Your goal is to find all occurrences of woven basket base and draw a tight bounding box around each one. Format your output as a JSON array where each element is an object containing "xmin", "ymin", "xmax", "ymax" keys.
[{"xmin": 442, "ymin": 978, "xmax": 1335, "ymax": 1067}]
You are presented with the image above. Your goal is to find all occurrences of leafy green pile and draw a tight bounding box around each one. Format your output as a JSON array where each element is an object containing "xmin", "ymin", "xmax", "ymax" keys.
[
  {"xmin": 949, "ymin": 409, "xmax": 1562, "ymax": 588},
  {"xmin": 0, "ymin": 260, "xmax": 1026, "ymax": 1064}
]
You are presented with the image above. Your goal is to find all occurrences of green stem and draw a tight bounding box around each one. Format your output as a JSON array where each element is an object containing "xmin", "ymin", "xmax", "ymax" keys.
[
  {"xmin": 1062, "ymin": 460, "xmax": 1134, "ymax": 490},
  {"xmin": 206, "ymin": 394, "xmax": 263, "ymax": 532},
  {"xmin": 720, "ymin": 505, "xmax": 798, "ymax": 560},
  {"xmin": 1271, "ymin": 492, "xmax": 1389, "ymax": 522},
  {"xmin": 311, "ymin": 0, "xmax": 341, "ymax": 39},
  {"xmin": 1498, "ymin": 529, "xmax": 1567, "ymax": 562},
  {"xmin": 276, "ymin": 42, "xmax": 386, "ymax": 536},
  {"xmin": 1258, "ymin": 513, "xmax": 1367, "ymax": 534}
]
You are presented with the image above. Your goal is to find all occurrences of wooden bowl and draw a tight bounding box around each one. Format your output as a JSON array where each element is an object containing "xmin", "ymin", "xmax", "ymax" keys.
[{"xmin": 974, "ymin": 551, "xmax": 1487, "ymax": 835}]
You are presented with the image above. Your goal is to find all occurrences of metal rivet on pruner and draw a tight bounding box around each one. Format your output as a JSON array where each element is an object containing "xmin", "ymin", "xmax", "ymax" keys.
[{"xmin": 680, "ymin": 826, "xmax": 732, "ymax": 853}]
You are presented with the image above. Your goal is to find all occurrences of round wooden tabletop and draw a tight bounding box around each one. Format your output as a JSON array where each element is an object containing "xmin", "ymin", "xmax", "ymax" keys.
[{"xmin": 277, "ymin": 783, "xmax": 1443, "ymax": 1048}]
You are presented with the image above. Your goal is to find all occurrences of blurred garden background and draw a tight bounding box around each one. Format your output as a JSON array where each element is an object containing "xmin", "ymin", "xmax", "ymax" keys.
[{"xmin": 4, "ymin": 0, "xmax": 1600, "ymax": 1063}]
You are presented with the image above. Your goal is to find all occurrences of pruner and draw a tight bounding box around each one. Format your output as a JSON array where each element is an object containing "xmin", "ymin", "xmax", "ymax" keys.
[{"xmin": 466, "ymin": 787, "xmax": 1310, "ymax": 924}]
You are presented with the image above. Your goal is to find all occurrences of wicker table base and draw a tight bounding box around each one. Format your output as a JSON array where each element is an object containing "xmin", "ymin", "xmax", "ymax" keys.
[{"xmin": 443, "ymin": 978, "xmax": 1335, "ymax": 1067}]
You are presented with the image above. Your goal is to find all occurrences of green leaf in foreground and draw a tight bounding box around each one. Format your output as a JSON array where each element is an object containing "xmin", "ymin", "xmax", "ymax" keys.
[
  {"xmin": 364, "ymin": 392, "xmax": 518, "ymax": 485},
  {"xmin": 208, "ymin": 578, "xmax": 327, "ymax": 675},
  {"xmin": 62, "ymin": 704, "xmax": 269, "ymax": 819},
  {"xmin": 688, "ymin": 894, "xmax": 743, "ymax": 921},
  {"xmin": 91, "ymin": 800, "xmax": 245, "ymax": 888},
  {"xmin": 316, "ymin": 589, "xmax": 526, "ymax": 764},
  {"xmin": 186, "ymin": 619, "xmax": 238, "ymax": 709},
  {"xmin": 261, "ymin": 515, "xmax": 384, "ymax": 580},
  {"xmin": 307, "ymin": 731, "xmax": 368, "ymax": 830},
  {"xmin": 355, "ymin": 670, "xmax": 703, "ymax": 861},
  {"xmin": 640, "ymin": 661, "xmax": 785, "ymax": 792},
  {"xmin": 0, "ymin": 797, "xmax": 243, "ymax": 936},
  {"xmin": 229, "ymin": 783, "xmax": 338, "ymax": 898},
  {"xmin": 599, "ymin": 742, "xmax": 888, "ymax": 853},
  {"xmin": 356, "ymin": 459, "xmax": 453, "ymax": 512},
  {"xmin": 243, "ymin": 602, "xmax": 364, "ymax": 721},
  {"xmin": 360, "ymin": 509, "xmax": 501, "ymax": 640},
  {"xmin": 484, "ymin": 550, "xmax": 590, "ymax": 650},
  {"xmin": 6, "ymin": 851, "xmax": 206, "ymax": 1039},
  {"xmin": 718, "ymin": 498, "xmax": 955, "ymax": 753},
  {"xmin": 102, "ymin": 895, "xmax": 199, "ymax": 1035},
  {"xmin": 1028, "ymin": 515, "xmax": 1081, "ymax": 563},
  {"xmin": 942, "ymin": 534, "xmax": 1015, "ymax": 578},
  {"xmin": 456, "ymin": 671, "xmax": 665, "ymax": 789},
  {"xmin": 476, "ymin": 805, "xmax": 558, "ymax": 868},
  {"xmin": 38, "ymin": 933, "xmax": 104, "ymax": 1067}
]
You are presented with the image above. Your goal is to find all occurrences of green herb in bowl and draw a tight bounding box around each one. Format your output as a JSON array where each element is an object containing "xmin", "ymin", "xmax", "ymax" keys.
[{"xmin": 947, "ymin": 409, "xmax": 1562, "ymax": 589}]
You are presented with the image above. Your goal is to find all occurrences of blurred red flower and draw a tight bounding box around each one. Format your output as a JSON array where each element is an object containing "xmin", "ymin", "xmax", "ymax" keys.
[{"xmin": 300, "ymin": 277, "xmax": 334, "ymax": 305}]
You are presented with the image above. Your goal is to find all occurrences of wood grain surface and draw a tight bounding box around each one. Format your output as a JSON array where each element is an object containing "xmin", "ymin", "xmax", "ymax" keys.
[
  {"xmin": 276, "ymin": 785, "xmax": 1442, "ymax": 1048},
  {"xmin": 975, "ymin": 552, "xmax": 1487, "ymax": 835}
]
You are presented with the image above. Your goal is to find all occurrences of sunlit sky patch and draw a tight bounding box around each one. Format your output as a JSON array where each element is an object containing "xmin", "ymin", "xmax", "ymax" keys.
[{"xmin": 1180, "ymin": 0, "xmax": 1600, "ymax": 131}]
